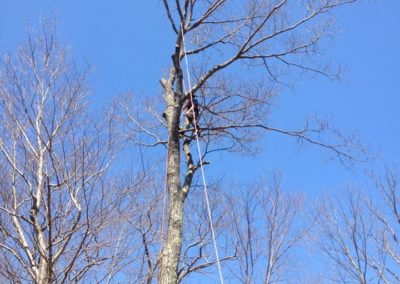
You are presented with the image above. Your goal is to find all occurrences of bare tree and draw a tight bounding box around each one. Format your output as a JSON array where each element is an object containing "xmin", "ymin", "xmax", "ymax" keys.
[
  {"xmin": 0, "ymin": 23, "xmax": 115, "ymax": 283},
  {"xmin": 314, "ymin": 188, "xmax": 374, "ymax": 284},
  {"xmin": 312, "ymin": 167, "xmax": 400, "ymax": 284},
  {"xmin": 88, "ymin": 158, "xmax": 236, "ymax": 283},
  {"xmin": 149, "ymin": 0, "xmax": 364, "ymax": 282},
  {"xmin": 176, "ymin": 182, "xmax": 236, "ymax": 283},
  {"xmin": 367, "ymin": 167, "xmax": 400, "ymax": 283},
  {"xmin": 153, "ymin": 0, "xmax": 366, "ymax": 283},
  {"xmin": 104, "ymin": 167, "xmax": 166, "ymax": 284},
  {"xmin": 227, "ymin": 176, "xmax": 306, "ymax": 284}
]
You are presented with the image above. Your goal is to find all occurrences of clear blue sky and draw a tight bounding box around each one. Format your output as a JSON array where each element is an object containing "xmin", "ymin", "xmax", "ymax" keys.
[{"xmin": 1, "ymin": 0, "xmax": 399, "ymax": 196}]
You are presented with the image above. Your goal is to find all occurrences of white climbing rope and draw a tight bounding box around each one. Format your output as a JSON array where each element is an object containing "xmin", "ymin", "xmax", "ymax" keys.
[{"xmin": 180, "ymin": 25, "xmax": 225, "ymax": 284}]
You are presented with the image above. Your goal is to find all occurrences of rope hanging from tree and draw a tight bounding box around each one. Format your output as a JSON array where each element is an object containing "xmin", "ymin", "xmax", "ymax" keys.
[{"xmin": 180, "ymin": 25, "xmax": 225, "ymax": 284}]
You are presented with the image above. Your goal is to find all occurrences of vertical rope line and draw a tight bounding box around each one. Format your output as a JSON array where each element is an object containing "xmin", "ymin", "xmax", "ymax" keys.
[{"xmin": 180, "ymin": 26, "xmax": 225, "ymax": 284}]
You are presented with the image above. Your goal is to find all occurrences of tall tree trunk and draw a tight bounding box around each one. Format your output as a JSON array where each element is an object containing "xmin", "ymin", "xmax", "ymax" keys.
[
  {"xmin": 159, "ymin": 82, "xmax": 185, "ymax": 283},
  {"xmin": 158, "ymin": 28, "xmax": 191, "ymax": 282}
]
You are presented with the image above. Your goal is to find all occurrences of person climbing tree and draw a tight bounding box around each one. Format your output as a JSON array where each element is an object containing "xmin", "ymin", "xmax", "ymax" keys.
[{"xmin": 182, "ymin": 95, "xmax": 200, "ymax": 136}]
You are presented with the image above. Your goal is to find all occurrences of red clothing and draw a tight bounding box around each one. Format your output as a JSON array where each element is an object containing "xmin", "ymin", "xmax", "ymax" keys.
[{"xmin": 182, "ymin": 97, "xmax": 200, "ymax": 134}]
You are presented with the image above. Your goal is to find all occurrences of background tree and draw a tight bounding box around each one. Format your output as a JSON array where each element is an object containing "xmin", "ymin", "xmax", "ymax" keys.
[
  {"xmin": 314, "ymin": 169, "xmax": 400, "ymax": 284},
  {"xmin": 0, "ymin": 23, "xmax": 116, "ymax": 283},
  {"xmin": 314, "ymin": 188, "xmax": 373, "ymax": 284},
  {"xmin": 368, "ymin": 167, "xmax": 400, "ymax": 283},
  {"xmin": 228, "ymin": 176, "xmax": 306, "ymax": 284}
]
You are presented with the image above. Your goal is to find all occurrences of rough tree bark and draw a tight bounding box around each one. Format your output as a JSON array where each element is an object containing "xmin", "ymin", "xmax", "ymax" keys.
[{"xmin": 158, "ymin": 30, "xmax": 189, "ymax": 283}]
